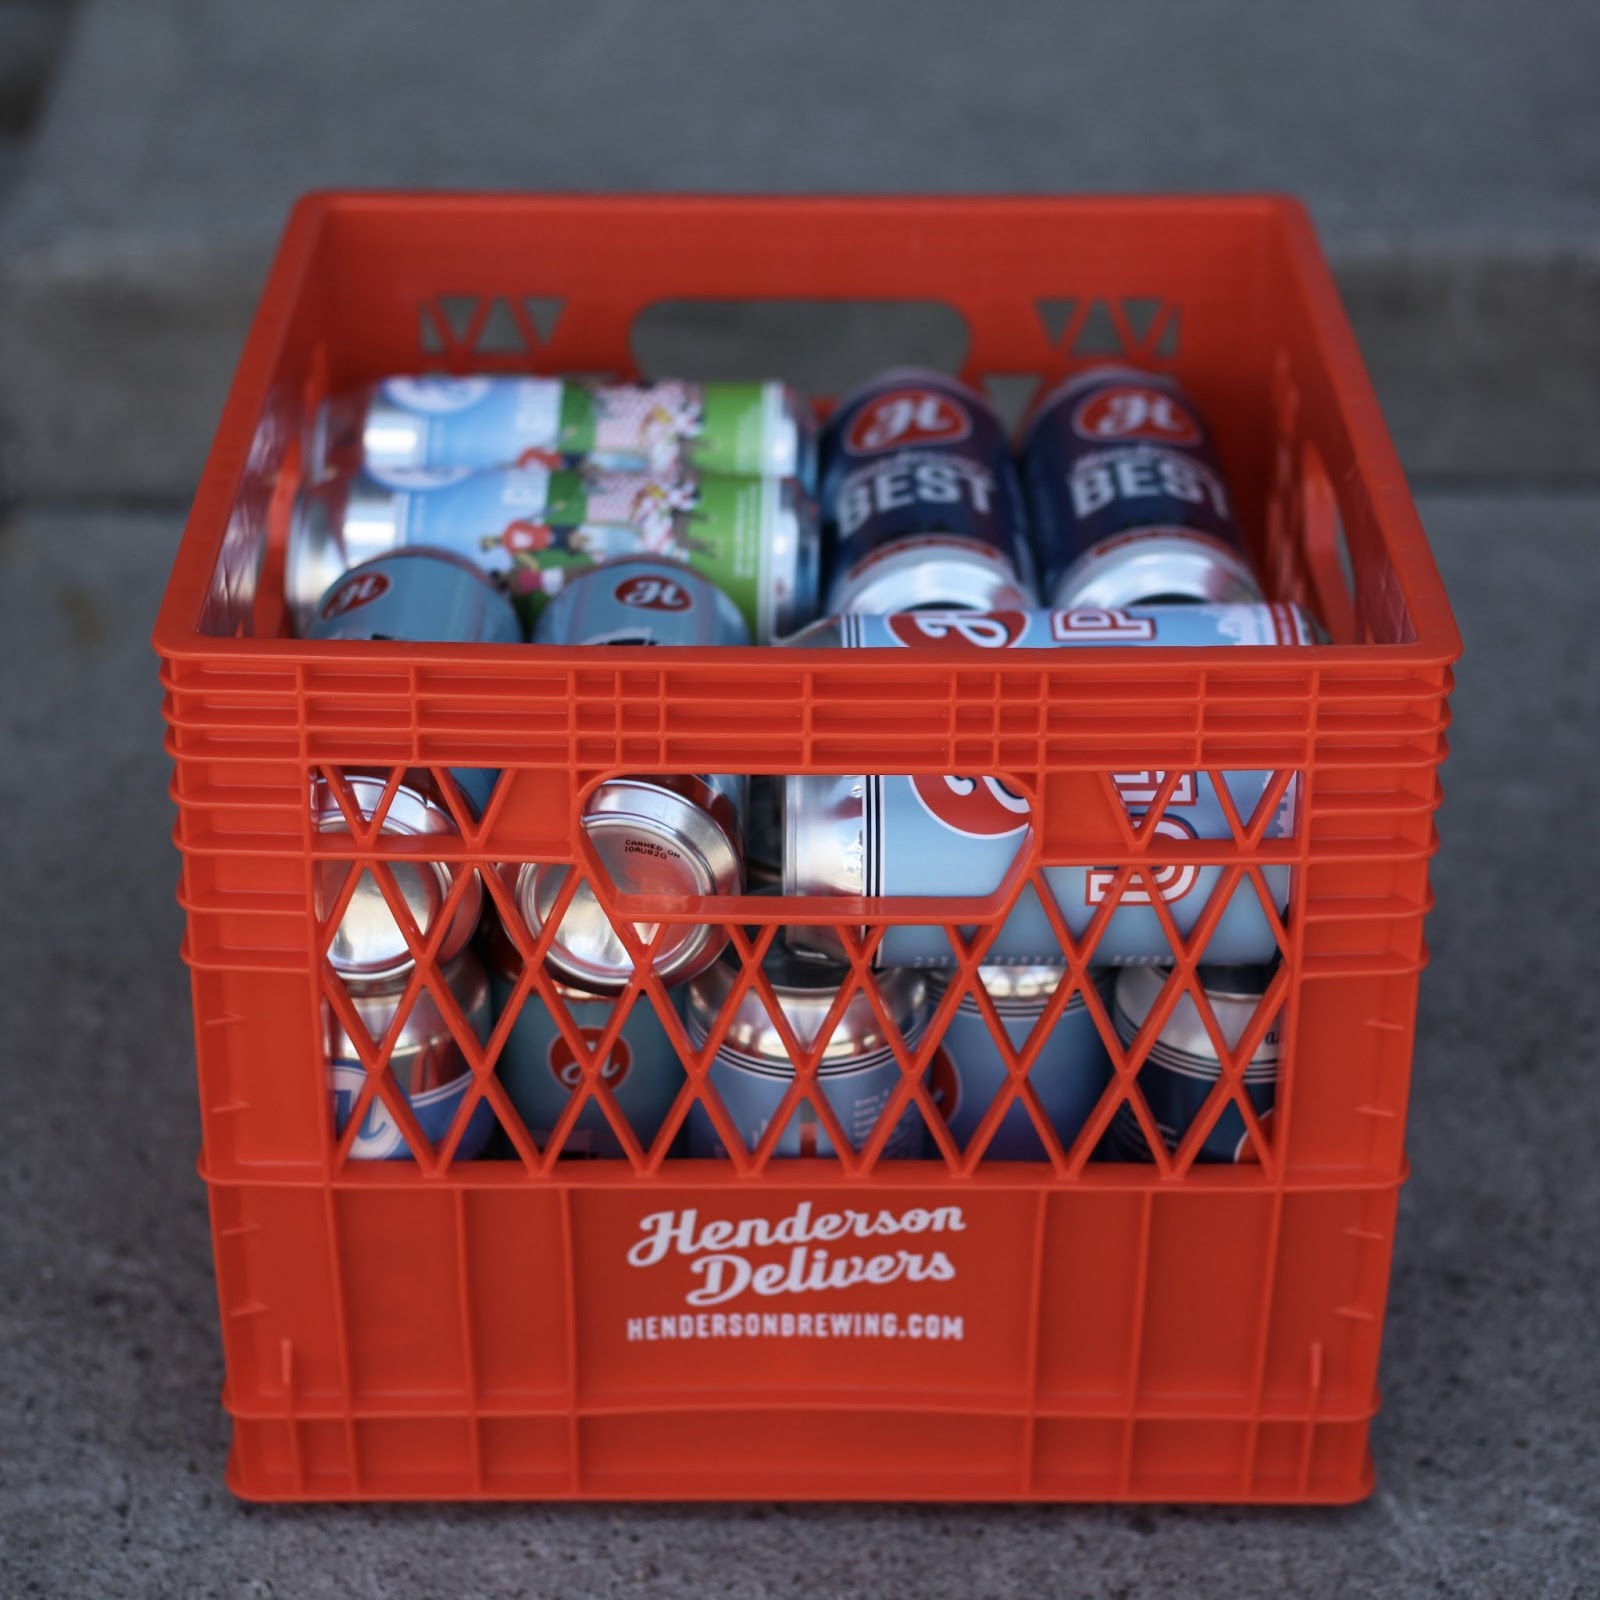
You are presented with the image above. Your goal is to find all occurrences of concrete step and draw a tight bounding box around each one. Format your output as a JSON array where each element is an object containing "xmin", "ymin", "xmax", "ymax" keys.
[{"xmin": 1, "ymin": 0, "xmax": 1597, "ymax": 499}]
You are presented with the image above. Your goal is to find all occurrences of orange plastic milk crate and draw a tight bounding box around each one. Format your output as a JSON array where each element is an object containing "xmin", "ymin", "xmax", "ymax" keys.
[{"xmin": 154, "ymin": 195, "xmax": 1459, "ymax": 1503}]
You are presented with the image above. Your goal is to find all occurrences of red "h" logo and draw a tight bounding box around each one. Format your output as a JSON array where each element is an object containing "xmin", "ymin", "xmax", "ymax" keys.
[
  {"xmin": 319, "ymin": 569, "xmax": 391, "ymax": 621},
  {"xmin": 845, "ymin": 388, "xmax": 971, "ymax": 454},
  {"xmin": 614, "ymin": 574, "xmax": 692, "ymax": 612}
]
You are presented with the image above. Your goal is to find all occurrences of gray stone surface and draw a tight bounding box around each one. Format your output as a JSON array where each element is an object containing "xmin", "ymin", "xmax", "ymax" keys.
[
  {"xmin": 1, "ymin": 0, "xmax": 1599, "ymax": 499},
  {"xmin": 0, "ymin": 1, "xmax": 74, "ymax": 136},
  {"xmin": 1, "ymin": 496, "xmax": 1596, "ymax": 1596}
]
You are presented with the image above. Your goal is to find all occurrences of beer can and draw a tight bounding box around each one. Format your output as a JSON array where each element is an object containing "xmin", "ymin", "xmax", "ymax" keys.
[
  {"xmin": 819, "ymin": 369, "xmax": 1037, "ymax": 613},
  {"xmin": 306, "ymin": 548, "xmax": 524, "ymax": 816},
  {"xmin": 328, "ymin": 949, "xmax": 495, "ymax": 1161},
  {"xmin": 285, "ymin": 462, "xmax": 817, "ymax": 643},
  {"xmin": 1020, "ymin": 366, "xmax": 1262, "ymax": 609},
  {"xmin": 783, "ymin": 604, "xmax": 1316, "ymax": 969},
  {"xmin": 684, "ymin": 942, "xmax": 932, "ymax": 1159},
  {"xmin": 509, "ymin": 560, "xmax": 747, "ymax": 991},
  {"xmin": 310, "ymin": 375, "xmax": 817, "ymax": 488},
  {"xmin": 312, "ymin": 770, "xmax": 484, "ymax": 986},
  {"xmin": 927, "ymin": 968, "xmax": 1113, "ymax": 1160},
  {"xmin": 1106, "ymin": 964, "xmax": 1279, "ymax": 1163},
  {"xmin": 487, "ymin": 950, "xmax": 686, "ymax": 1158},
  {"xmin": 531, "ymin": 556, "xmax": 749, "ymax": 648},
  {"xmin": 505, "ymin": 775, "xmax": 744, "ymax": 994}
]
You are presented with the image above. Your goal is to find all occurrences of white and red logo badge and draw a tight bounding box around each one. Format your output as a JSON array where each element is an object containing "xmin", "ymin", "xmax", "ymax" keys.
[
  {"xmin": 910, "ymin": 775, "xmax": 1031, "ymax": 839},
  {"xmin": 886, "ymin": 611, "xmax": 1028, "ymax": 650},
  {"xmin": 319, "ymin": 569, "xmax": 391, "ymax": 621},
  {"xmin": 1085, "ymin": 815, "xmax": 1201, "ymax": 905},
  {"xmin": 845, "ymin": 387, "xmax": 971, "ymax": 455},
  {"xmin": 1072, "ymin": 383, "xmax": 1201, "ymax": 445},
  {"xmin": 614, "ymin": 573, "xmax": 692, "ymax": 612},
  {"xmin": 549, "ymin": 1029, "xmax": 633, "ymax": 1091}
]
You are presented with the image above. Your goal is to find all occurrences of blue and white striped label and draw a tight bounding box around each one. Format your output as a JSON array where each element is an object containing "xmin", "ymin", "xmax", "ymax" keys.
[
  {"xmin": 685, "ymin": 1033, "xmax": 926, "ymax": 1160},
  {"xmin": 330, "ymin": 1061, "xmax": 495, "ymax": 1161}
]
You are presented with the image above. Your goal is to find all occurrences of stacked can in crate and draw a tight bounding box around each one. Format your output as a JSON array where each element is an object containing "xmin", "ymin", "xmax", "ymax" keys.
[
  {"xmin": 297, "ymin": 360, "xmax": 1303, "ymax": 1167},
  {"xmin": 781, "ymin": 365, "xmax": 1290, "ymax": 1160},
  {"xmin": 292, "ymin": 376, "xmax": 820, "ymax": 643},
  {"xmin": 818, "ymin": 369, "xmax": 1038, "ymax": 613},
  {"xmin": 305, "ymin": 554, "xmax": 523, "ymax": 1159}
]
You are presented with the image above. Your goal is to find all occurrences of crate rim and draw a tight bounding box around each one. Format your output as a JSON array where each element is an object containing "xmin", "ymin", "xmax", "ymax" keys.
[{"xmin": 151, "ymin": 190, "xmax": 1462, "ymax": 672}]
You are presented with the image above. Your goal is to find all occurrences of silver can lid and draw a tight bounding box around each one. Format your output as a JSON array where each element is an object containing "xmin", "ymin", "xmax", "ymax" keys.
[
  {"xmin": 1112, "ymin": 964, "xmax": 1279, "ymax": 1071},
  {"xmin": 511, "ymin": 776, "xmax": 741, "ymax": 992},
  {"xmin": 781, "ymin": 772, "xmax": 866, "ymax": 964},
  {"xmin": 1050, "ymin": 528, "xmax": 1263, "ymax": 609},
  {"xmin": 929, "ymin": 966, "xmax": 1104, "ymax": 1019},
  {"xmin": 286, "ymin": 473, "xmax": 406, "ymax": 634},
  {"xmin": 829, "ymin": 540, "xmax": 1034, "ymax": 615},
  {"xmin": 328, "ymin": 949, "xmax": 491, "ymax": 1092},
  {"xmin": 686, "ymin": 938, "xmax": 929, "ymax": 1070},
  {"xmin": 313, "ymin": 771, "xmax": 483, "ymax": 984},
  {"xmin": 929, "ymin": 965, "xmax": 1063, "ymax": 1001}
]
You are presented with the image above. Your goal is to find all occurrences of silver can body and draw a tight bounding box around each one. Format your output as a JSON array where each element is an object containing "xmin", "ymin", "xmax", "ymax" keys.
[
  {"xmin": 1021, "ymin": 367, "xmax": 1262, "ymax": 609},
  {"xmin": 488, "ymin": 962, "xmax": 686, "ymax": 1157},
  {"xmin": 684, "ymin": 944, "xmax": 931, "ymax": 1159},
  {"xmin": 310, "ymin": 375, "xmax": 817, "ymax": 489},
  {"xmin": 312, "ymin": 770, "xmax": 484, "ymax": 986},
  {"xmin": 327, "ymin": 950, "xmax": 495, "ymax": 1161},
  {"xmin": 820, "ymin": 369, "xmax": 1037, "ymax": 613},
  {"xmin": 929, "ymin": 969, "xmax": 1113, "ymax": 1159},
  {"xmin": 1106, "ymin": 964, "xmax": 1280, "ymax": 1163}
]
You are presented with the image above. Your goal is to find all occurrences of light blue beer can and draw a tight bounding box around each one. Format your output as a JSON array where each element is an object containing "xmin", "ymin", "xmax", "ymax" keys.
[
  {"xmin": 488, "ymin": 956, "xmax": 686, "ymax": 1158},
  {"xmin": 510, "ymin": 559, "xmax": 750, "ymax": 993},
  {"xmin": 783, "ymin": 603, "xmax": 1315, "ymax": 968},
  {"xmin": 328, "ymin": 950, "xmax": 496, "ymax": 1161},
  {"xmin": 532, "ymin": 556, "xmax": 749, "ymax": 648},
  {"xmin": 310, "ymin": 375, "xmax": 816, "ymax": 487},
  {"xmin": 306, "ymin": 548, "xmax": 521, "ymax": 818},
  {"xmin": 928, "ymin": 968, "xmax": 1113, "ymax": 1159},
  {"xmin": 683, "ymin": 943, "xmax": 931, "ymax": 1159}
]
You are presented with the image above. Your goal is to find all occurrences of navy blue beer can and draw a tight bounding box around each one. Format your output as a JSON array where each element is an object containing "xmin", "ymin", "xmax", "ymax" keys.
[
  {"xmin": 928, "ymin": 968, "xmax": 1113, "ymax": 1160},
  {"xmin": 819, "ymin": 369, "xmax": 1037, "ymax": 612},
  {"xmin": 1105, "ymin": 964, "xmax": 1279, "ymax": 1163},
  {"xmin": 1021, "ymin": 367, "xmax": 1262, "ymax": 609}
]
